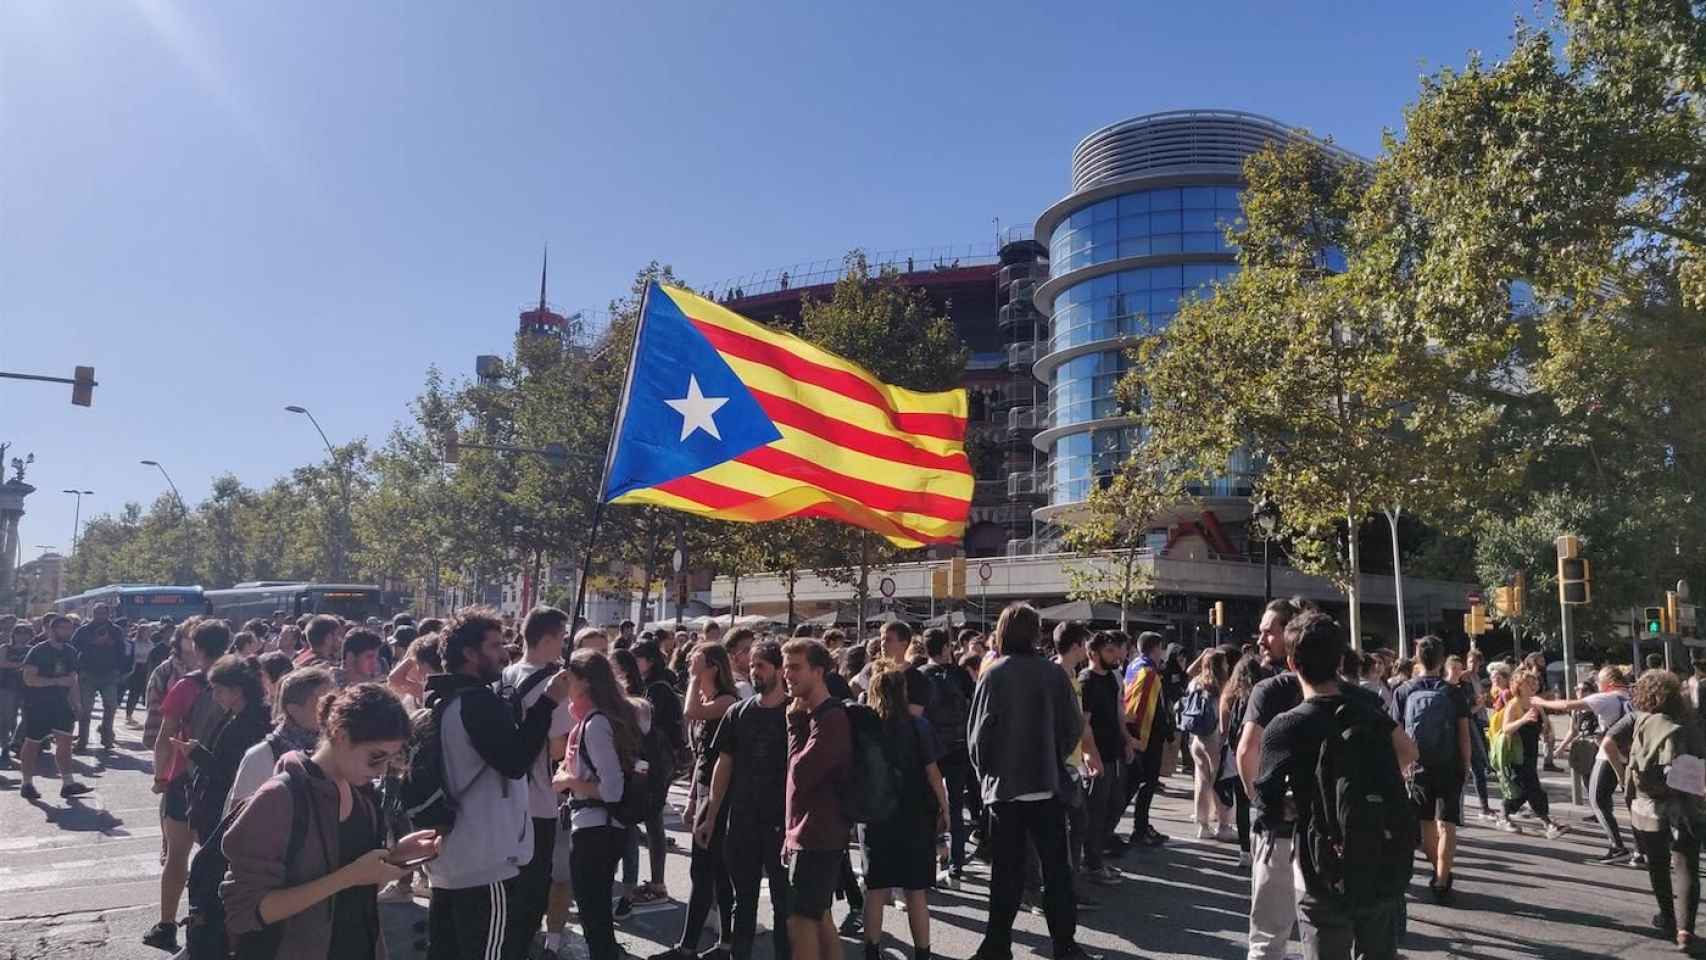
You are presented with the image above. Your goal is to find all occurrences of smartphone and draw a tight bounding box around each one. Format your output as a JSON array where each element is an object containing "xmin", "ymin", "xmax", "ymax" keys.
[{"xmin": 387, "ymin": 853, "xmax": 437, "ymax": 869}]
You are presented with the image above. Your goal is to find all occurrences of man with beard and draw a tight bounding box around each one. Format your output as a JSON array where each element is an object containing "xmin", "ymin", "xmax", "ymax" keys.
[
  {"xmin": 695, "ymin": 639, "xmax": 792, "ymax": 960},
  {"xmin": 422, "ymin": 609, "xmax": 575, "ymax": 960}
]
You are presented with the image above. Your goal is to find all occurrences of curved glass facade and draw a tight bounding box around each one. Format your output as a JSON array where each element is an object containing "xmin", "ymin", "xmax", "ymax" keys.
[
  {"xmin": 1047, "ymin": 426, "xmax": 1141, "ymax": 507},
  {"xmin": 1049, "ymin": 263, "xmax": 1239, "ymax": 355},
  {"xmin": 1048, "ymin": 186, "xmax": 1243, "ymax": 274}
]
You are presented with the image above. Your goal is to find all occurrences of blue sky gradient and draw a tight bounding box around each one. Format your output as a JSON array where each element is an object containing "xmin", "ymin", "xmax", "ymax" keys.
[{"xmin": 3, "ymin": 0, "xmax": 1530, "ymax": 568}]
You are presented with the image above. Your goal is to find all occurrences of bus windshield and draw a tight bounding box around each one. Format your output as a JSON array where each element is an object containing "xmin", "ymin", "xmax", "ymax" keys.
[
  {"xmin": 310, "ymin": 589, "xmax": 379, "ymax": 620},
  {"xmin": 119, "ymin": 592, "xmax": 204, "ymax": 622}
]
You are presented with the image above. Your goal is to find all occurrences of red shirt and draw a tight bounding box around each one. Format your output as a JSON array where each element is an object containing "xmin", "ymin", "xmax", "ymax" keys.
[
  {"xmin": 158, "ymin": 676, "xmax": 204, "ymax": 782},
  {"xmin": 784, "ymin": 698, "xmax": 851, "ymax": 852}
]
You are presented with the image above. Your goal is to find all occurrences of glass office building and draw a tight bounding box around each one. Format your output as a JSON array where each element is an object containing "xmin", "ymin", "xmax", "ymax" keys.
[{"xmin": 1028, "ymin": 110, "xmax": 1346, "ymax": 525}]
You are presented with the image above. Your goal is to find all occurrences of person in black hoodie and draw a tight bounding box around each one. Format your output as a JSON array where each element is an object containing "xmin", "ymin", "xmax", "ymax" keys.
[{"xmin": 176, "ymin": 655, "xmax": 272, "ymax": 843}]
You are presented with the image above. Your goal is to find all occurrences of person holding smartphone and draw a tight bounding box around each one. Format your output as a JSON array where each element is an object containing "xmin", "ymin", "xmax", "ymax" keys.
[{"xmin": 222, "ymin": 682, "xmax": 439, "ymax": 959}]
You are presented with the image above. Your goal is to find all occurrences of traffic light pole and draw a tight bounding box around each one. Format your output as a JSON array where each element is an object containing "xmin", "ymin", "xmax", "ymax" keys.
[{"xmin": 1558, "ymin": 577, "xmax": 1580, "ymax": 806}]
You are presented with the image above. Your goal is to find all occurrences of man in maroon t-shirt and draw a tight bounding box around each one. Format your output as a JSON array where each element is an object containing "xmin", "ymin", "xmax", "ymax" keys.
[{"xmin": 780, "ymin": 639, "xmax": 851, "ymax": 960}]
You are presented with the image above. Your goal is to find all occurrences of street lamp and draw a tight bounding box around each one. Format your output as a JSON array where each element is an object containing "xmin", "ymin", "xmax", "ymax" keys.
[
  {"xmin": 1383, "ymin": 504, "xmax": 1409, "ymax": 660},
  {"xmin": 139, "ymin": 460, "xmax": 185, "ymax": 514},
  {"xmin": 61, "ymin": 489, "xmax": 93, "ymax": 553},
  {"xmin": 1252, "ymin": 494, "xmax": 1281, "ymax": 604},
  {"xmin": 285, "ymin": 405, "xmax": 352, "ymax": 581}
]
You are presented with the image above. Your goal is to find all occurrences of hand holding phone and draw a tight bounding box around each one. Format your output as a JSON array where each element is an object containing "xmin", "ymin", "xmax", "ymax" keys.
[{"xmin": 386, "ymin": 829, "xmax": 441, "ymax": 868}]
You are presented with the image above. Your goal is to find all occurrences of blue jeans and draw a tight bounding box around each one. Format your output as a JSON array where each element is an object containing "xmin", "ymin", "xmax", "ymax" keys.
[{"xmin": 76, "ymin": 672, "xmax": 121, "ymax": 746}]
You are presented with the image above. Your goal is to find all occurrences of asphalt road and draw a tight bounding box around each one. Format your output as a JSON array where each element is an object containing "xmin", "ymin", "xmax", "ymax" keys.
[{"xmin": 0, "ymin": 715, "xmax": 1695, "ymax": 960}]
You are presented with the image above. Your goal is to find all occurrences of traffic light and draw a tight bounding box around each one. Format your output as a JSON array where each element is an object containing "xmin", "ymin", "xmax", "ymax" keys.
[
  {"xmin": 931, "ymin": 567, "xmax": 948, "ymax": 600},
  {"xmin": 1668, "ymin": 590, "xmax": 1681, "ymax": 636},
  {"xmin": 950, "ymin": 557, "xmax": 967, "ymax": 599},
  {"xmin": 1466, "ymin": 602, "xmax": 1489, "ymax": 636},
  {"xmin": 1509, "ymin": 572, "xmax": 1526, "ymax": 617},
  {"xmin": 1211, "ymin": 601, "xmax": 1226, "ymax": 628},
  {"xmin": 71, "ymin": 366, "xmax": 95, "ymax": 407},
  {"xmin": 443, "ymin": 431, "xmax": 460, "ymax": 463},
  {"xmin": 1557, "ymin": 534, "xmax": 1591, "ymax": 605},
  {"xmin": 1646, "ymin": 606, "xmax": 1666, "ymax": 637}
]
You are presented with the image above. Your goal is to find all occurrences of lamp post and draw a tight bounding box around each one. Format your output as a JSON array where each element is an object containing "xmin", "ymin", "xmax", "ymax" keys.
[
  {"xmin": 1383, "ymin": 504, "xmax": 1409, "ymax": 660},
  {"xmin": 139, "ymin": 460, "xmax": 185, "ymax": 515},
  {"xmin": 62, "ymin": 489, "xmax": 93, "ymax": 553},
  {"xmin": 285, "ymin": 405, "xmax": 351, "ymax": 581},
  {"xmin": 1252, "ymin": 494, "xmax": 1280, "ymax": 604}
]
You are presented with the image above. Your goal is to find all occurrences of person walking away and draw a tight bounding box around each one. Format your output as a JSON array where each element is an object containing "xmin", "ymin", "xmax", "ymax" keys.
[
  {"xmin": 227, "ymin": 665, "xmax": 334, "ymax": 814},
  {"xmin": 1494, "ymin": 667, "xmax": 1570, "ymax": 838},
  {"xmin": 780, "ymin": 639, "xmax": 853, "ymax": 960},
  {"xmin": 920, "ymin": 627, "xmax": 975, "ymax": 888},
  {"xmin": 856, "ymin": 662, "xmax": 950, "ymax": 960},
  {"xmin": 0, "ymin": 621, "xmax": 33, "ymax": 768},
  {"xmin": 1448, "ymin": 652, "xmax": 1497, "ymax": 821},
  {"xmin": 222, "ymin": 682, "xmax": 438, "ymax": 959},
  {"xmin": 1533, "ymin": 666, "xmax": 1633, "ymax": 862},
  {"xmin": 1255, "ymin": 611, "xmax": 1419, "ymax": 960},
  {"xmin": 420, "ymin": 609, "xmax": 575, "ymax": 960},
  {"xmin": 124, "ymin": 623, "xmax": 159, "ymax": 726},
  {"xmin": 610, "ymin": 647, "xmax": 671, "ymax": 917},
  {"xmin": 694, "ymin": 639, "xmax": 792, "ymax": 960},
  {"xmin": 1624, "ymin": 669, "xmax": 1706, "ymax": 952},
  {"xmin": 19, "ymin": 615, "xmax": 90, "ymax": 799},
  {"xmin": 142, "ymin": 622, "xmax": 190, "ymax": 753},
  {"xmin": 1120, "ymin": 630, "xmax": 1173, "ymax": 847},
  {"xmin": 495, "ymin": 606, "xmax": 575, "ymax": 939},
  {"xmin": 553, "ymin": 650, "xmax": 644, "ymax": 960},
  {"xmin": 649, "ymin": 642, "xmax": 740, "ymax": 960},
  {"xmin": 1394, "ymin": 636, "xmax": 1472, "ymax": 902},
  {"xmin": 968, "ymin": 603, "xmax": 1098, "ymax": 960},
  {"xmin": 629, "ymin": 639, "xmax": 684, "ymax": 906},
  {"xmin": 1081, "ymin": 631, "xmax": 1135, "ymax": 880},
  {"xmin": 70, "ymin": 602, "xmax": 126, "ymax": 751},
  {"xmin": 1183, "ymin": 648, "xmax": 1234, "ymax": 841},
  {"xmin": 1218, "ymin": 654, "xmax": 1262, "ymax": 867}
]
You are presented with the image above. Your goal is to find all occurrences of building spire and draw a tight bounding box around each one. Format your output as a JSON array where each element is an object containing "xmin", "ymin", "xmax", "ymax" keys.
[{"xmin": 539, "ymin": 244, "xmax": 549, "ymax": 311}]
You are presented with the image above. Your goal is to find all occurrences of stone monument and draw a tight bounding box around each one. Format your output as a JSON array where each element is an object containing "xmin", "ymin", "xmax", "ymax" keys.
[{"xmin": 0, "ymin": 443, "xmax": 36, "ymax": 602}]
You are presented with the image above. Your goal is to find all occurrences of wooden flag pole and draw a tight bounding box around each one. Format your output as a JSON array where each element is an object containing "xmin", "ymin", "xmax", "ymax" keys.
[{"xmin": 572, "ymin": 282, "xmax": 653, "ymax": 630}]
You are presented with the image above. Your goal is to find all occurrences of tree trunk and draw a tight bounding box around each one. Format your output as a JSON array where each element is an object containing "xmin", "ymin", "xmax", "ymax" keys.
[
  {"xmin": 1346, "ymin": 503, "xmax": 1363, "ymax": 651},
  {"xmin": 786, "ymin": 570, "xmax": 797, "ymax": 631},
  {"xmin": 856, "ymin": 534, "xmax": 871, "ymax": 635},
  {"xmin": 638, "ymin": 523, "xmax": 660, "ymax": 626},
  {"xmin": 731, "ymin": 569, "xmax": 741, "ymax": 619}
]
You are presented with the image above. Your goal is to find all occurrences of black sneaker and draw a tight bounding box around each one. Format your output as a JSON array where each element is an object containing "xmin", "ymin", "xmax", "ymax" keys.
[
  {"xmin": 1055, "ymin": 948, "xmax": 1103, "ymax": 960},
  {"xmin": 142, "ymin": 921, "xmax": 179, "ymax": 952},
  {"xmin": 1595, "ymin": 848, "xmax": 1632, "ymax": 866},
  {"xmin": 1140, "ymin": 828, "xmax": 1167, "ymax": 847},
  {"xmin": 61, "ymin": 782, "xmax": 92, "ymax": 799},
  {"xmin": 838, "ymin": 912, "xmax": 864, "ymax": 938},
  {"xmin": 19, "ymin": 783, "xmax": 40, "ymax": 801},
  {"xmin": 613, "ymin": 896, "xmax": 633, "ymax": 920}
]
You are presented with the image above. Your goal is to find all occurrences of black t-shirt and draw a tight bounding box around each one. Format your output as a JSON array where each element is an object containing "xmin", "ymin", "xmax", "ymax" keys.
[
  {"xmin": 903, "ymin": 665, "xmax": 931, "ymax": 711},
  {"xmin": 1606, "ymin": 710, "xmax": 1637, "ymax": 758},
  {"xmin": 711, "ymin": 695, "xmax": 790, "ymax": 832},
  {"xmin": 1394, "ymin": 676, "xmax": 1471, "ymax": 774},
  {"xmin": 0, "ymin": 640, "xmax": 30, "ymax": 692},
  {"xmin": 1080, "ymin": 667, "xmax": 1125, "ymax": 762},
  {"xmin": 825, "ymin": 671, "xmax": 854, "ymax": 703},
  {"xmin": 1255, "ymin": 691, "xmax": 1397, "ymax": 843},
  {"xmin": 325, "ymin": 778, "xmax": 380, "ymax": 960},
  {"xmin": 1247, "ymin": 673, "xmax": 1384, "ymax": 826},
  {"xmin": 70, "ymin": 621, "xmax": 125, "ymax": 676},
  {"xmin": 22, "ymin": 640, "xmax": 78, "ymax": 704}
]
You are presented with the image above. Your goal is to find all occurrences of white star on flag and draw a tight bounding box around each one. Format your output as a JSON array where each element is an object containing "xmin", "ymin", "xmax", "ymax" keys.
[{"xmin": 665, "ymin": 374, "xmax": 729, "ymax": 442}]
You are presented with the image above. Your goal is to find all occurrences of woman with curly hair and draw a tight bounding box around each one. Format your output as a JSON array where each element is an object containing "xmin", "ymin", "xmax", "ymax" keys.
[
  {"xmin": 1494, "ymin": 667, "xmax": 1569, "ymax": 839},
  {"xmin": 1626, "ymin": 669, "xmax": 1706, "ymax": 951}
]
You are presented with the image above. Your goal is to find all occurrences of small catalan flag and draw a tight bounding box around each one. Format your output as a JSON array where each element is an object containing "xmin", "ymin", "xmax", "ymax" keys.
[{"xmin": 600, "ymin": 283, "xmax": 972, "ymax": 547}]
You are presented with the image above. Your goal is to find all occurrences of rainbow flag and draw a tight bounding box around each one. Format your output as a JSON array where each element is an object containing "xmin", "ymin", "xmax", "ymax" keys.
[{"xmin": 600, "ymin": 283, "xmax": 972, "ymax": 547}]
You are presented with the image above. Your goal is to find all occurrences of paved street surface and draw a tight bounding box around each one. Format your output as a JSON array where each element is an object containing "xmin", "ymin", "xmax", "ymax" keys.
[{"xmin": 0, "ymin": 717, "xmax": 1691, "ymax": 959}]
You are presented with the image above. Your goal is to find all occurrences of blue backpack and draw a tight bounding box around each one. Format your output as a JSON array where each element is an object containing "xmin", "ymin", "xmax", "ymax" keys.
[
  {"xmin": 1179, "ymin": 686, "xmax": 1217, "ymax": 738},
  {"xmin": 1402, "ymin": 681, "xmax": 1458, "ymax": 765}
]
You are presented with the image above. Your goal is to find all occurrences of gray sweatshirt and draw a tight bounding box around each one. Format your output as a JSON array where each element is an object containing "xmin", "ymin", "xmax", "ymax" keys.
[{"xmin": 968, "ymin": 653, "xmax": 1084, "ymax": 804}]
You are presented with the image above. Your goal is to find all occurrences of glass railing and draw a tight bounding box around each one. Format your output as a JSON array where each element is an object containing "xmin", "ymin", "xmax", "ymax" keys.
[{"xmin": 712, "ymin": 243, "xmax": 1001, "ymax": 300}]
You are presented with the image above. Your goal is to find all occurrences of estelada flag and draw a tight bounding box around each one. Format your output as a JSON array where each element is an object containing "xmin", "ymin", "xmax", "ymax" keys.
[{"xmin": 600, "ymin": 283, "xmax": 972, "ymax": 547}]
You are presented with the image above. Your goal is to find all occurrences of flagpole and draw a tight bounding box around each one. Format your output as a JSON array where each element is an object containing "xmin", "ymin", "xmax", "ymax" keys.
[{"xmin": 572, "ymin": 281, "xmax": 654, "ymax": 628}]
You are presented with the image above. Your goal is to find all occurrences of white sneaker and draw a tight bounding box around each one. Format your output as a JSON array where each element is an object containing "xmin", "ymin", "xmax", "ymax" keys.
[
  {"xmin": 1215, "ymin": 824, "xmax": 1238, "ymax": 842},
  {"xmin": 1195, "ymin": 824, "xmax": 1213, "ymax": 839},
  {"xmin": 1238, "ymin": 852, "xmax": 1252, "ymax": 868},
  {"xmin": 377, "ymin": 879, "xmax": 416, "ymax": 903},
  {"xmin": 1545, "ymin": 822, "xmax": 1570, "ymax": 840},
  {"xmin": 1497, "ymin": 817, "xmax": 1523, "ymax": 835}
]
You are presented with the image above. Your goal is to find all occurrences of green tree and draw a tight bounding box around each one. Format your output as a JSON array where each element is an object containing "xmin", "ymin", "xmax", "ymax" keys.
[{"xmin": 1058, "ymin": 463, "xmax": 1173, "ymax": 635}]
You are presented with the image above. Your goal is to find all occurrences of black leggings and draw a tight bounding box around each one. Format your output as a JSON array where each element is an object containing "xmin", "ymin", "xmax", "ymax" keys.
[
  {"xmin": 1234, "ymin": 789, "xmax": 1251, "ymax": 854},
  {"xmin": 676, "ymin": 819, "xmax": 733, "ymax": 951},
  {"xmin": 1502, "ymin": 754, "xmax": 1551, "ymax": 819},
  {"xmin": 570, "ymin": 825, "xmax": 628, "ymax": 960},
  {"xmin": 1638, "ymin": 822, "xmax": 1701, "ymax": 935},
  {"xmin": 1589, "ymin": 759, "xmax": 1624, "ymax": 851},
  {"xmin": 123, "ymin": 666, "xmax": 148, "ymax": 715}
]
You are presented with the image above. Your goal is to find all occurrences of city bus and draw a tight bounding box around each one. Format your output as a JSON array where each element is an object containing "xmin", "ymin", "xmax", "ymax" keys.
[
  {"xmin": 204, "ymin": 582, "xmax": 384, "ymax": 623},
  {"xmin": 53, "ymin": 584, "xmax": 208, "ymax": 622}
]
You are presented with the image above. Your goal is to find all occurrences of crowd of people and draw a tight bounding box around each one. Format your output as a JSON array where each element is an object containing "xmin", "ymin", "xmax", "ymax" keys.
[{"xmin": 5, "ymin": 595, "xmax": 1706, "ymax": 959}]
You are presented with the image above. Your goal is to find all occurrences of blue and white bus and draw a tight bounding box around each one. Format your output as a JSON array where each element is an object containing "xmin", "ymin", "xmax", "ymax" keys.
[{"xmin": 53, "ymin": 584, "xmax": 208, "ymax": 622}]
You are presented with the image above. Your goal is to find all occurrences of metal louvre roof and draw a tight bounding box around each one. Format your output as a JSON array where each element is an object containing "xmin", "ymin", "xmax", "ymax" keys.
[{"xmin": 1069, "ymin": 110, "xmax": 1359, "ymax": 193}]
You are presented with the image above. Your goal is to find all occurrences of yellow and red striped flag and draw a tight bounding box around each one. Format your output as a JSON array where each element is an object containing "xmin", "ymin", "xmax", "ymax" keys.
[{"xmin": 600, "ymin": 283, "xmax": 971, "ymax": 547}]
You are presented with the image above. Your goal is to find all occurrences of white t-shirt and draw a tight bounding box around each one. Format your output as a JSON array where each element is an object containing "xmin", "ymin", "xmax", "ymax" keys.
[
  {"xmin": 502, "ymin": 661, "xmax": 576, "ymax": 820},
  {"xmin": 1584, "ymin": 691, "xmax": 1631, "ymax": 762}
]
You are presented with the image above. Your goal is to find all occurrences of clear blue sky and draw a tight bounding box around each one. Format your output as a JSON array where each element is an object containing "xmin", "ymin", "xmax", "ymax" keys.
[{"xmin": 4, "ymin": 0, "xmax": 1531, "ymax": 570}]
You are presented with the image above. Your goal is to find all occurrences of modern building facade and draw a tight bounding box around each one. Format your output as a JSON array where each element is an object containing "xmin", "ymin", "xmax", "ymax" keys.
[{"xmin": 1024, "ymin": 110, "xmax": 1355, "ymax": 554}]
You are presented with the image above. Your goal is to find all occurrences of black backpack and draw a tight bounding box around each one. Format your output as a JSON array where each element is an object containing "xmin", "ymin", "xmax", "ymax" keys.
[
  {"xmin": 396, "ymin": 688, "xmax": 487, "ymax": 832},
  {"xmin": 841, "ymin": 701, "xmax": 901, "ymax": 824},
  {"xmin": 922, "ymin": 664, "xmax": 969, "ymax": 752},
  {"xmin": 497, "ymin": 663, "xmax": 561, "ymax": 724},
  {"xmin": 570, "ymin": 711, "xmax": 652, "ymax": 825},
  {"xmin": 1301, "ymin": 702, "xmax": 1418, "ymax": 908}
]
